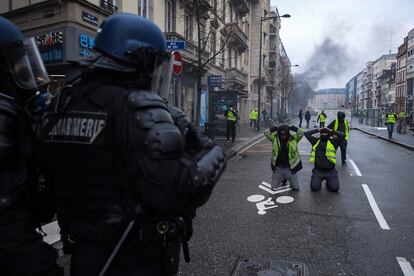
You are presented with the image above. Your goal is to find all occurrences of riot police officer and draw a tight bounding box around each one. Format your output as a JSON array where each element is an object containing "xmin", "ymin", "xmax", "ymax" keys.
[
  {"xmin": 0, "ymin": 17, "xmax": 62, "ymax": 275},
  {"xmin": 39, "ymin": 13, "xmax": 226, "ymax": 276}
]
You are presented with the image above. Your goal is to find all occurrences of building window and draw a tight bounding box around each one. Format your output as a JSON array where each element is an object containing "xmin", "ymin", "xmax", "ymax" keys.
[
  {"xmin": 184, "ymin": 13, "xmax": 193, "ymax": 40},
  {"xmin": 138, "ymin": 0, "xmax": 148, "ymax": 18},
  {"xmin": 165, "ymin": 0, "xmax": 173, "ymax": 32},
  {"xmin": 101, "ymin": 0, "xmax": 118, "ymax": 14}
]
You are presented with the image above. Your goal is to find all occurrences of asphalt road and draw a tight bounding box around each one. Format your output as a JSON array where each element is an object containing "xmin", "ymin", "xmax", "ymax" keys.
[{"xmin": 179, "ymin": 130, "xmax": 414, "ymax": 276}]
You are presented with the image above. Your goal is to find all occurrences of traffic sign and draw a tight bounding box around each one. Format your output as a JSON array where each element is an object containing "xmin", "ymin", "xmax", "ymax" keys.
[
  {"xmin": 172, "ymin": 51, "xmax": 183, "ymax": 75},
  {"xmin": 166, "ymin": 40, "xmax": 186, "ymax": 51}
]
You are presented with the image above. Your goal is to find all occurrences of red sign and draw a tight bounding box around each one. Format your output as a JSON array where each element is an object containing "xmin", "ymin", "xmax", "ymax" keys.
[{"xmin": 172, "ymin": 51, "xmax": 183, "ymax": 75}]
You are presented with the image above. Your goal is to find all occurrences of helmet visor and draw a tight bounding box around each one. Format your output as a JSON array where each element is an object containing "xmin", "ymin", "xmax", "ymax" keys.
[
  {"xmin": 3, "ymin": 37, "xmax": 50, "ymax": 90},
  {"xmin": 151, "ymin": 53, "xmax": 173, "ymax": 100}
]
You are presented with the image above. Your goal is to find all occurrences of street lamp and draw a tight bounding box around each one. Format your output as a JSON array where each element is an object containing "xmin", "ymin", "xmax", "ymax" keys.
[{"xmin": 257, "ymin": 13, "xmax": 291, "ymax": 131}]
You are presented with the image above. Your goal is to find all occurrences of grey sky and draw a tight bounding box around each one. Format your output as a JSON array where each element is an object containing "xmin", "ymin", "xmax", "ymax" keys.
[{"xmin": 271, "ymin": 0, "xmax": 414, "ymax": 89}]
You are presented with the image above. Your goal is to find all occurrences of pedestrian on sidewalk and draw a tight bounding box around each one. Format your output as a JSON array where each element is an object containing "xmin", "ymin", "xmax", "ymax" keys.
[
  {"xmin": 385, "ymin": 111, "xmax": 398, "ymax": 138},
  {"xmin": 317, "ymin": 110, "xmax": 327, "ymax": 128},
  {"xmin": 225, "ymin": 104, "xmax": 238, "ymax": 145},
  {"xmin": 305, "ymin": 110, "xmax": 311, "ymax": 128},
  {"xmin": 327, "ymin": 111, "xmax": 349, "ymax": 164},
  {"xmin": 249, "ymin": 108, "xmax": 258, "ymax": 129},
  {"xmin": 298, "ymin": 108, "xmax": 303, "ymax": 128},
  {"xmin": 397, "ymin": 111, "xmax": 407, "ymax": 134},
  {"xmin": 264, "ymin": 125, "xmax": 304, "ymax": 191},
  {"xmin": 304, "ymin": 128, "xmax": 345, "ymax": 192}
]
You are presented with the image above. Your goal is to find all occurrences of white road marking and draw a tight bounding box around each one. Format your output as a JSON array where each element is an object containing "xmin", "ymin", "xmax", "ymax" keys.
[
  {"xmin": 259, "ymin": 181, "xmax": 292, "ymax": 195},
  {"xmin": 362, "ymin": 184, "xmax": 390, "ymax": 230},
  {"xmin": 349, "ymin": 159, "xmax": 362, "ymax": 176},
  {"xmin": 238, "ymin": 136, "xmax": 266, "ymax": 155},
  {"xmin": 397, "ymin": 257, "xmax": 414, "ymax": 276},
  {"xmin": 39, "ymin": 221, "xmax": 61, "ymax": 244}
]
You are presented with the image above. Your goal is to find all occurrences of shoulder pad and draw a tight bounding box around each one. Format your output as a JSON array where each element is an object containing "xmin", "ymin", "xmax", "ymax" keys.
[
  {"xmin": 0, "ymin": 94, "xmax": 18, "ymax": 118},
  {"xmin": 128, "ymin": 91, "xmax": 168, "ymax": 110}
]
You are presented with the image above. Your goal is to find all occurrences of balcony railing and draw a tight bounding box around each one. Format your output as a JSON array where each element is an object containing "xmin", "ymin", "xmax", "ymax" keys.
[
  {"xmin": 226, "ymin": 22, "xmax": 248, "ymax": 50},
  {"xmin": 100, "ymin": 0, "xmax": 118, "ymax": 14},
  {"xmin": 225, "ymin": 68, "xmax": 248, "ymax": 86},
  {"xmin": 229, "ymin": 0, "xmax": 249, "ymax": 15}
]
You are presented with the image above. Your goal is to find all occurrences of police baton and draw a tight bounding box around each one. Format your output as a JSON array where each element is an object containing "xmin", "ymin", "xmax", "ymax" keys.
[{"xmin": 98, "ymin": 220, "xmax": 135, "ymax": 276}]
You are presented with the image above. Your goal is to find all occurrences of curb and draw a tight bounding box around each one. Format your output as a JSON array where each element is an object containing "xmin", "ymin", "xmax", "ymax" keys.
[
  {"xmin": 351, "ymin": 127, "xmax": 414, "ymax": 151},
  {"xmin": 224, "ymin": 133, "xmax": 265, "ymax": 160}
]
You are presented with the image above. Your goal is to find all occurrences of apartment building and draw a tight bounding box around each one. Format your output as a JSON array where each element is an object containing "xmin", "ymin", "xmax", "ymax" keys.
[
  {"xmin": 406, "ymin": 28, "xmax": 414, "ymax": 113},
  {"xmin": 396, "ymin": 37, "xmax": 408, "ymax": 113}
]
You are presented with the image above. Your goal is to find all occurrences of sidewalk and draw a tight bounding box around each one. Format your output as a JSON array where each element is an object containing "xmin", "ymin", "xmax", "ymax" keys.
[
  {"xmin": 208, "ymin": 123, "xmax": 266, "ymax": 158},
  {"xmin": 350, "ymin": 118, "xmax": 414, "ymax": 150}
]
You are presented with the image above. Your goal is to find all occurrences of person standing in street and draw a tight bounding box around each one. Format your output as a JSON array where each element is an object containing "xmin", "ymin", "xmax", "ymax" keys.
[
  {"xmin": 298, "ymin": 108, "xmax": 303, "ymax": 128},
  {"xmin": 249, "ymin": 108, "xmax": 258, "ymax": 129},
  {"xmin": 305, "ymin": 110, "xmax": 311, "ymax": 128},
  {"xmin": 328, "ymin": 111, "xmax": 350, "ymax": 164},
  {"xmin": 317, "ymin": 110, "xmax": 327, "ymax": 128},
  {"xmin": 225, "ymin": 104, "xmax": 238, "ymax": 144},
  {"xmin": 304, "ymin": 128, "xmax": 345, "ymax": 192},
  {"xmin": 386, "ymin": 111, "xmax": 398, "ymax": 138},
  {"xmin": 0, "ymin": 17, "xmax": 62, "ymax": 276},
  {"xmin": 38, "ymin": 13, "xmax": 226, "ymax": 276},
  {"xmin": 264, "ymin": 125, "xmax": 304, "ymax": 191}
]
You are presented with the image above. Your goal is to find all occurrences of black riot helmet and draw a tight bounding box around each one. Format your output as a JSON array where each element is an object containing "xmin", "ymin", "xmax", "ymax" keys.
[
  {"xmin": 92, "ymin": 13, "xmax": 173, "ymax": 97},
  {"xmin": 0, "ymin": 16, "xmax": 49, "ymax": 101}
]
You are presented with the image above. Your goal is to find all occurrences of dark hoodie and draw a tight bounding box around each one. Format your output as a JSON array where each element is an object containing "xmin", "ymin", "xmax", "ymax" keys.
[{"xmin": 328, "ymin": 112, "xmax": 347, "ymax": 133}]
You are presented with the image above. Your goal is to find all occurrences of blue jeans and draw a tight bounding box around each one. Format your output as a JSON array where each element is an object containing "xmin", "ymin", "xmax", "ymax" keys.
[{"xmin": 387, "ymin": 123, "xmax": 394, "ymax": 138}]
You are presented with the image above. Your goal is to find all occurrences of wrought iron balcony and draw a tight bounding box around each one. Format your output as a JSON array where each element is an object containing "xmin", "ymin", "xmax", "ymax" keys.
[
  {"xmin": 100, "ymin": 0, "xmax": 118, "ymax": 14},
  {"xmin": 225, "ymin": 68, "xmax": 248, "ymax": 88},
  {"xmin": 226, "ymin": 23, "xmax": 248, "ymax": 50},
  {"xmin": 229, "ymin": 0, "xmax": 249, "ymax": 15}
]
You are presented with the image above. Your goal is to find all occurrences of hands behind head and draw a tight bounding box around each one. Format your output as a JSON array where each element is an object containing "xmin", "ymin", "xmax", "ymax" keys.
[{"xmin": 319, "ymin": 128, "xmax": 333, "ymax": 134}]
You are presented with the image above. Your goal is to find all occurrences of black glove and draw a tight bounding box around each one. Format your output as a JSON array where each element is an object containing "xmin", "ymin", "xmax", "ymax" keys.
[
  {"xmin": 270, "ymin": 126, "xmax": 278, "ymax": 133},
  {"xmin": 290, "ymin": 126, "xmax": 298, "ymax": 132}
]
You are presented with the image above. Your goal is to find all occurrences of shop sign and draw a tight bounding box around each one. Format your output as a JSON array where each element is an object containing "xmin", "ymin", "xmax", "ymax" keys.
[
  {"xmin": 35, "ymin": 31, "xmax": 64, "ymax": 63},
  {"xmin": 79, "ymin": 34, "xmax": 95, "ymax": 57},
  {"xmin": 208, "ymin": 75, "xmax": 222, "ymax": 88}
]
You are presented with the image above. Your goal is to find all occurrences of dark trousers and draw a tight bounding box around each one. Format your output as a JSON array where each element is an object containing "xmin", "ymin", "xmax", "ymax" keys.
[
  {"xmin": 310, "ymin": 167, "xmax": 339, "ymax": 192},
  {"xmin": 339, "ymin": 139, "xmax": 347, "ymax": 162},
  {"xmin": 387, "ymin": 123, "xmax": 394, "ymax": 138},
  {"xmin": 250, "ymin": 119, "xmax": 257, "ymax": 128},
  {"xmin": 319, "ymin": 122, "xmax": 325, "ymax": 128},
  {"xmin": 299, "ymin": 117, "xmax": 303, "ymax": 128},
  {"xmin": 306, "ymin": 119, "xmax": 310, "ymax": 128},
  {"xmin": 226, "ymin": 123, "xmax": 236, "ymax": 142},
  {"xmin": 68, "ymin": 219, "xmax": 181, "ymax": 276}
]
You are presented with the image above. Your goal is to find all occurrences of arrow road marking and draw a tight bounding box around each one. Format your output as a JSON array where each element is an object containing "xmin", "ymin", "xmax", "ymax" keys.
[
  {"xmin": 259, "ymin": 181, "xmax": 292, "ymax": 195},
  {"xmin": 397, "ymin": 257, "xmax": 414, "ymax": 276},
  {"xmin": 362, "ymin": 184, "xmax": 390, "ymax": 230},
  {"xmin": 349, "ymin": 159, "xmax": 362, "ymax": 176}
]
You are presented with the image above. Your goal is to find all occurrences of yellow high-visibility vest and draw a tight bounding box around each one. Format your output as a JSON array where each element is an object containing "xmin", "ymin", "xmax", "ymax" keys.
[
  {"xmin": 319, "ymin": 113, "xmax": 326, "ymax": 123},
  {"xmin": 386, "ymin": 113, "xmax": 396, "ymax": 124},
  {"xmin": 227, "ymin": 111, "xmax": 237, "ymax": 121},
  {"xmin": 310, "ymin": 140, "xmax": 336, "ymax": 164},
  {"xmin": 334, "ymin": 119, "xmax": 349, "ymax": 141}
]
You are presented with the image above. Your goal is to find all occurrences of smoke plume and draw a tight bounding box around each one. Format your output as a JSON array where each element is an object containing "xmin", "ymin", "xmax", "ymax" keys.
[{"xmin": 298, "ymin": 38, "xmax": 354, "ymax": 89}]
